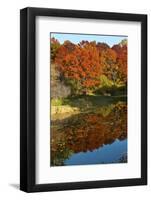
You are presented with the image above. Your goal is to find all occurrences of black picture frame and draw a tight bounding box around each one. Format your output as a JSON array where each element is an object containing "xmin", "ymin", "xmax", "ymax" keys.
[{"xmin": 20, "ymin": 7, "xmax": 147, "ymax": 192}]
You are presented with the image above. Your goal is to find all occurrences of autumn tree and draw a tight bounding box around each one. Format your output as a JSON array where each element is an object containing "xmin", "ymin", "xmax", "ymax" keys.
[
  {"xmin": 63, "ymin": 40, "xmax": 76, "ymax": 52},
  {"xmin": 51, "ymin": 37, "xmax": 128, "ymax": 96},
  {"xmin": 55, "ymin": 42, "xmax": 102, "ymax": 94},
  {"xmin": 112, "ymin": 41, "xmax": 127, "ymax": 83},
  {"xmin": 100, "ymin": 48, "xmax": 121, "ymax": 84},
  {"xmin": 51, "ymin": 37, "xmax": 60, "ymax": 62},
  {"xmin": 96, "ymin": 42, "xmax": 110, "ymax": 58}
]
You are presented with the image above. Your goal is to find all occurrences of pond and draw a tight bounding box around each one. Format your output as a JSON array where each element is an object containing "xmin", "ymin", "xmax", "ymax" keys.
[{"xmin": 50, "ymin": 100, "xmax": 127, "ymax": 166}]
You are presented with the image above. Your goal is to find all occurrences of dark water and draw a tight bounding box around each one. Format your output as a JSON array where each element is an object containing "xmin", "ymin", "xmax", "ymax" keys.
[{"xmin": 51, "ymin": 100, "xmax": 127, "ymax": 166}]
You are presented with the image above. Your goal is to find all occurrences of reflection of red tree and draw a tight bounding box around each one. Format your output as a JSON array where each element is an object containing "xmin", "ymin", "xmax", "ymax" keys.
[
  {"xmin": 51, "ymin": 103, "xmax": 127, "ymax": 155},
  {"xmin": 67, "ymin": 104, "xmax": 127, "ymax": 153}
]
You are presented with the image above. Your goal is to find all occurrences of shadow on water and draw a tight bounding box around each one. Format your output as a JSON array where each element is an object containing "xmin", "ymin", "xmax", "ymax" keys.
[{"xmin": 50, "ymin": 98, "xmax": 127, "ymax": 166}]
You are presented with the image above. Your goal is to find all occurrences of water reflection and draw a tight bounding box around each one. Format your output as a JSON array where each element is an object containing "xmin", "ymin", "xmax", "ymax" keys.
[{"xmin": 51, "ymin": 101, "xmax": 127, "ymax": 166}]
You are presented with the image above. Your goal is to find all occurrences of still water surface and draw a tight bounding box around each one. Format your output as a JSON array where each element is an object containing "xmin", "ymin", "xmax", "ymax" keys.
[{"xmin": 51, "ymin": 100, "xmax": 127, "ymax": 166}]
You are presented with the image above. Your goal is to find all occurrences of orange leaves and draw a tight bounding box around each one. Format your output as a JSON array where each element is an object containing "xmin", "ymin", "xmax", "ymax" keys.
[
  {"xmin": 112, "ymin": 43, "xmax": 127, "ymax": 81},
  {"xmin": 55, "ymin": 42, "xmax": 101, "ymax": 90},
  {"xmin": 100, "ymin": 48, "xmax": 117, "ymax": 67},
  {"xmin": 52, "ymin": 38, "xmax": 128, "ymax": 91}
]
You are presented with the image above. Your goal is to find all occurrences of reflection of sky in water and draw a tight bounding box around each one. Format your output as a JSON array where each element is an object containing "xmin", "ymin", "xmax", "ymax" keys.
[
  {"xmin": 51, "ymin": 101, "xmax": 127, "ymax": 166},
  {"xmin": 64, "ymin": 139, "xmax": 127, "ymax": 165}
]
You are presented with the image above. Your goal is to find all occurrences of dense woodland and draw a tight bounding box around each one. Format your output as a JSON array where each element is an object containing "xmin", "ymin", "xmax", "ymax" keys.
[{"xmin": 51, "ymin": 37, "xmax": 127, "ymax": 98}]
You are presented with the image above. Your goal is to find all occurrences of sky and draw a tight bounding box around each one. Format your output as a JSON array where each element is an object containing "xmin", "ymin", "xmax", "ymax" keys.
[{"xmin": 51, "ymin": 32, "xmax": 127, "ymax": 47}]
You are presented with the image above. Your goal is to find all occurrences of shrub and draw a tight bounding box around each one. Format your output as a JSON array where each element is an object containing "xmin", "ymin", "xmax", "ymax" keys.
[{"xmin": 51, "ymin": 98, "xmax": 64, "ymax": 106}]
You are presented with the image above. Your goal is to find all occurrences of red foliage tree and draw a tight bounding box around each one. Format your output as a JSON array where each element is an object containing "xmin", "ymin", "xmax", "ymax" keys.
[
  {"xmin": 55, "ymin": 42, "xmax": 102, "ymax": 93},
  {"xmin": 112, "ymin": 43, "xmax": 127, "ymax": 83},
  {"xmin": 100, "ymin": 48, "xmax": 120, "ymax": 83},
  {"xmin": 52, "ymin": 38, "xmax": 128, "ymax": 94}
]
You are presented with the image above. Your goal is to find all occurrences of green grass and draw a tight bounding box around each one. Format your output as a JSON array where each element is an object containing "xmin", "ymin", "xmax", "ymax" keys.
[{"xmin": 51, "ymin": 98, "xmax": 64, "ymax": 106}]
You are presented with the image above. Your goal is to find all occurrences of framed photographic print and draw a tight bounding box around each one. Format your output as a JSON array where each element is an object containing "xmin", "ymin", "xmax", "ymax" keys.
[{"xmin": 20, "ymin": 7, "xmax": 147, "ymax": 192}]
